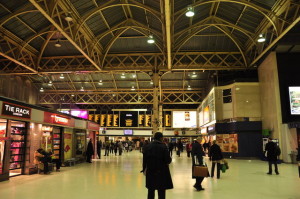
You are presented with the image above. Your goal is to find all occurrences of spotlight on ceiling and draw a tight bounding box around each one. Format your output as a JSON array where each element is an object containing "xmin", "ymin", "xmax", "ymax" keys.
[
  {"xmin": 185, "ymin": 6, "xmax": 195, "ymax": 17},
  {"xmin": 65, "ymin": 13, "xmax": 73, "ymax": 22},
  {"xmin": 132, "ymin": 74, "xmax": 136, "ymax": 78},
  {"xmin": 48, "ymin": 81, "xmax": 53, "ymax": 86},
  {"xmin": 191, "ymin": 71, "xmax": 197, "ymax": 78},
  {"xmin": 147, "ymin": 35, "xmax": 155, "ymax": 44},
  {"xmin": 131, "ymin": 86, "xmax": 136, "ymax": 91},
  {"xmin": 150, "ymin": 81, "xmax": 154, "ymax": 85},
  {"xmin": 71, "ymin": 94, "xmax": 75, "ymax": 97},
  {"xmin": 54, "ymin": 39, "xmax": 61, "ymax": 47},
  {"xmin": 187, "ymin": 85, "xmax": 192, "ymax": 90},
  {"xmin": 121, "ymin": 73, "xmax": 126, "ymax": 78},
  {"xmin": 80, "ymin": 86, "xmax": 84, "ymax": 91},
  {"xmin": 59, "ymin": 74, "xmax": 65, "ymax": 79},
  {"xmin": 98, "ymin": 80, "xmax": 103, "ymax": 85},
  {"xmin": 40, "ymin": 87, "xmax": 44, "ymax": 92},
  {"xmin": 257, "ymin": 34, "xmax": 266, "ymax": 43}
]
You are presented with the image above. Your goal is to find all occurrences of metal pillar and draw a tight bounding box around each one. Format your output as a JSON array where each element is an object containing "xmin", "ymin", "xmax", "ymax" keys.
[{"xmin": 152, "ymin": 72, "xmax": 160, "ymax": 133}]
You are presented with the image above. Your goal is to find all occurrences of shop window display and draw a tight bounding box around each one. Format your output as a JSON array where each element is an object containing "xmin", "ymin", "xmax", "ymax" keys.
[
  {"xmin": 9, "ymin": 121, "xmax": 27, "ymax": 176},
  {"xmin": 0, "ymin": 119, "xmax": 7, "ymax": 175},
  {"xmin": 75, "ymin": 130, "xmax": 86, "ymax": 156}
]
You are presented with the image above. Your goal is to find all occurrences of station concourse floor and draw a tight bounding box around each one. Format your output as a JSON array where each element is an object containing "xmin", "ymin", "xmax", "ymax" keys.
[{"xmin": 0, "ymin": 151, "xmax": 299, "ymax": 199}]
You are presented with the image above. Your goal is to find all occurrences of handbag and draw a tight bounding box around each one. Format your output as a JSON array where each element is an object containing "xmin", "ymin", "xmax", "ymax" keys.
[
  {"xmin": 221, "ymin": 164, "xmax": 227, "ymax": 173},
  {"xmin": 193, "ymin": 165, "xmax": 210, "ymax": 177}
]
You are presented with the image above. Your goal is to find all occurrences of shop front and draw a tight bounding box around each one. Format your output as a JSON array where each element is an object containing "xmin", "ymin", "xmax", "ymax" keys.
[
  {"xmin": 74, "ymin": 120, "xmax": 87, "ymax": 162},
  {"xmin": 0, "ymin": 101, "xmax": 31, "ymax": 181},
  {"xmin": 87, "ymin": 121, "xmax": 100, "ymax": 159},
  {"xmin": 43, "ymin": 112, "xmax": 74, "ymax": 167}
]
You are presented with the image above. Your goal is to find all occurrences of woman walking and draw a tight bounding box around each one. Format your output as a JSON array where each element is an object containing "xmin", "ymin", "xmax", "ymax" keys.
[{"xmin": 191, "ymin": 137, "xmax": 205, "ymax": 191}]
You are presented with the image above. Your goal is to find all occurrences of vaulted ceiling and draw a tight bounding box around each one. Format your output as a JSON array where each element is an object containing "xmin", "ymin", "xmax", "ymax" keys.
[{"xmin": 0, "ymin": 0, "xmax": 299, "ymax": 107}]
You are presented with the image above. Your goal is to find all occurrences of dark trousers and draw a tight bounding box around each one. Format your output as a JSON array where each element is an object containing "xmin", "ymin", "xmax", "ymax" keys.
[
  {"xmin": 104, "ymin": 148, "xmax": 109, "ymax": 156},
  {"xmin": 187, "ymin": 151, "xmax": 191, "ymax": 157},
  {"xmin": 42, "ymin": 161, "xmax": 49, "ymax": 174},
  {"xmin": 86, "ymin": 154, "xmax": 92, "ymax": 162},
  {"xmin": 97, "ymin": 148, "xmax": 101, "ymax": 159},
  {"xmin": 194, "ymin": 177, "xmax": 204, "ymax": 188},
  {"xmin": 268, "ymin": 161, "xmax": 279, "ymax": 174},
  {"xmin": 169, "ymin": 149, "xmax": 173, "ymax": 156},
  {"xmin": 147, "ymin": 189, "xmax": 166, "ymax": 199},
  {"xmin": 52, "ymin": 159, "xmax": 61, "ymax": 170},
  {"xmin": 211, "ymin": 162, "xmax": 221, "ymax": 178}
]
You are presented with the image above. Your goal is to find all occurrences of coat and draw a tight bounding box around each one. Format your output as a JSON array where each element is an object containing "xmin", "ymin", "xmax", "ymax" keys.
[
  {"xmin": 265, "ymin": 141, "xmax": 278, "ymax": 161},
  {"xmin": 86, "ymin": 141, "xmax": 94, "ymax": 155},
  {"xmin": 143, "ymin": 140, "xmax": 173, "ymax": 190},
  {"xmin": 209, "ymin": 144, "xmax": 223, "ymax": 161},
  {"xmin": 191, "ymin": 141, "xmax": 205, "ymax": 179}
]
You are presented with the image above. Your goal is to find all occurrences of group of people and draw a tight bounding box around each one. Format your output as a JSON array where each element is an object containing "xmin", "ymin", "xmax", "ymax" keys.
[
  {"xmin": 103, "ymin": 140, "xmax": 134, "ymax": 156},
  {"xmin": 34, "ymin": 148, "xmax": 61, "ymax": 174},
  {"xmin": 141, "ymin": 133, "xmax": 224, "ymax": 199}
]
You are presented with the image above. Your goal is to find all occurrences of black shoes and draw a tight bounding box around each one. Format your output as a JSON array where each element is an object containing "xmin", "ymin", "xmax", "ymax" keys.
[
  {"xmin": 276, "ymin": 172, "xmax": 279, "ymax": 175},
  {"xmin": 267, "ymin": 172, "xmax": 272, "ymax": 175},
  {"xmin": 193, "ymin": 185, "xmax": 205, "ymax": 191}
]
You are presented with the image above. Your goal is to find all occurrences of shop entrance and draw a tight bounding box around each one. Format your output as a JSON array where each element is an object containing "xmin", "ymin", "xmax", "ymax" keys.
[{"xmin": 9, "ymin": 120, "xmax": 27, "ymax": 177}]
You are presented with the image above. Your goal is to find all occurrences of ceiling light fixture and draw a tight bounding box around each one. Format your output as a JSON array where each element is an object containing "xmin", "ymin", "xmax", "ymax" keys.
[
  {"xmin": 48, "ymin": 81, "xmax": 53, "ymax": 86},
  {"xmin": 185, "ymin": 6, "xmax": 195, "ymax": 17},
  {"xmin": 54, "ymin": 39, "xmax": 61, "ymax": 47},
  {"xmin": 257, "ymin": 34, "xmax": 266, "ymax": 43},
  {"xmin": 191, "ymin": 71, "xmax": 197, "ymax": 78},
  {"xmin": 131, "ymin": 86, "xmax": 136, "ymax": 91},
  {"xmin": 65, "ymin": 12, "xmax": 73, "ymax": 22},
  {"xmin": 80, "ymin": 86, "xmax": 84, "ymax": 91},
  {"xmin": 147, "ymin": 35, "xmax": 155, "ymax": 44},
  {"xmin": 98, "ymin": 80, "xmax": 103, "ymax": 85},
  {"xmin": 40, "ymin": 87, "xmax": 44, "ymax": 92},
  {"xmin": 132, "ymin": 74, "xmax": 136, "ymax": 78},
  {"xmin": 71, "ymin": 94, "xmax": 75, "ymax": 97},
  {"xmin": 59, "ymin": 74, "xmax": 65, "ymax": 79},
  {"xmin": 187, "ymin": 85, "xmax": 192, "ymax": 90},
  {"xmin": 150, "ymin": 81, "xmax": 154, "ymax": 85},
  {"xmin": 121, "ymin": 73, "xmax": 126, "ymax": 78}
]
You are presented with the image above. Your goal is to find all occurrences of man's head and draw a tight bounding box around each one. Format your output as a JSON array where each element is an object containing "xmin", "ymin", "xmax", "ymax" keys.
[
  {"xmin": 268, "ymin": 137, "xmax": 273, "ymax": 142},
  {"xmin": 212, "ymin": 140, "xmax": 217, "ymax": 144},
  {"xmin": 154, "ymin": 132, "xmax": 163, "ymax": 141}
]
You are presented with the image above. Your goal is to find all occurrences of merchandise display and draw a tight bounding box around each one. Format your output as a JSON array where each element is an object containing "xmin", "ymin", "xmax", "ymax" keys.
[
  {"xmin": 0, "ymin": 120, "xmax": 7, "ymax": 175},
  {"xmin": 9, "ymin": 121, "xmax": 26, "ymax": 176}
]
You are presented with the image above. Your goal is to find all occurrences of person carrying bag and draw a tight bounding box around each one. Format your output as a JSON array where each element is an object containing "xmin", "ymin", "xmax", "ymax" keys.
[
  {"xmin": 191, "ymin": 137, "xmax": 208, "ymax": 191},
  {"xmin": 209, "ymin": 140, "xmax": 223, "ymax": 179}
]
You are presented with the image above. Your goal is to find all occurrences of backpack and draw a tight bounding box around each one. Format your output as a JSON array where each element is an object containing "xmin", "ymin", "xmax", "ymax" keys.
[{"xmin": 275, "ymin": 145, "xmax": 281, "ymax": 156}]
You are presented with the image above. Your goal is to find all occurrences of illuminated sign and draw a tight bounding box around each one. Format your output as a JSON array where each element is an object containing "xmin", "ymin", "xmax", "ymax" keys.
[
  {"xmin": 172, "ymin": 111, "xmax": 197, "ymax": 128},
  {"xmin": 2, "ymin": 102, "xmax": 31, "ymax": 119},
  {"xmin": 44, "ymin": 112, "xmax": 71, "ymax": 126}
]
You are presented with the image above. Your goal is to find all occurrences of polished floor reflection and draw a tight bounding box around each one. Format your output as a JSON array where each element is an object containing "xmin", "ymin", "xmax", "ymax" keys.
[{"xmin": 0, "ymin": 151, "xmax": 299, "ymax": 199}]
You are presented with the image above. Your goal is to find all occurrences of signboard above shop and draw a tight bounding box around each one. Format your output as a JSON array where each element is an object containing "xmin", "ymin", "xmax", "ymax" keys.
[
  {"xmin": 44, "ymin": 112, "xmax": 74, "ymax": 127},
  {"xmin": 1, "ymin": 102, "xmax": 31, "ymax": 119}
]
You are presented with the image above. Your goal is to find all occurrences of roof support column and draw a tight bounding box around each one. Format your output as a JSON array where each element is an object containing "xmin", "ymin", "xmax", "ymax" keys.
[
  {"xmin": 152, "ymin": 72, "xmax": 161, "ymax": 133},
  {"xmin": 164, "ymin": 0, "xmax": 172, "ymax": 70}
]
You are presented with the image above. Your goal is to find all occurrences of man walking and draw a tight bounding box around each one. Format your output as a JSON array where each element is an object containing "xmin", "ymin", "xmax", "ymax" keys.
[{"xmin": 142, "ymin": 132, "xmax": 173, "ymax": 199}]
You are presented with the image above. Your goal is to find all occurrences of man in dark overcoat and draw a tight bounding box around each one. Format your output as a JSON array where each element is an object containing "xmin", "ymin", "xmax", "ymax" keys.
[
  {"xmin": 86, "ymin": 139, "xmax": 94, "ymax": 163},
  {"xmin": 265, "ymin": 138, "xmax": 279, "ymax": 175},
  {"xmin": 142, "ymin": 132, "xmax": 173, "ymax": 199}
]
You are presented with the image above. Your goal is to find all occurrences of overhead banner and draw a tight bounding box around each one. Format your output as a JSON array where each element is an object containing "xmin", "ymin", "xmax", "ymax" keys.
[{"xmin": 1, "ymin": 102, "xmax": 31, "ymax": 119}]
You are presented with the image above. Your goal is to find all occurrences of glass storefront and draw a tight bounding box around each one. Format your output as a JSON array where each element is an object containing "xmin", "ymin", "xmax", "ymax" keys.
[
  {"xmin": 9, "ymin": 120, "xmax": 27, "ymax": 177},
  {"xmin": 75, "ymin": 129, "xmax": 86, "ymax": 158},
  {"xmin": 41, "ymin": 126, "xmax": 62, "ymax": 159},
  {"xmin": 0, "ymin": 119, "xmax": 7, "ymax": 175}
]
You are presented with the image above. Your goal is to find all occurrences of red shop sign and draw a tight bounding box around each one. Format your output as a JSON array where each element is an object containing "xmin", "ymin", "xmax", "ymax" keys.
[
  {"xmin": 44, "ymin": 112, "xmax": 71, "ymax": 126},
  {"xmin": 87, "ymin": 121, "xmax": 100, "ymax": 131},
  {"xmin": 0, "ymin": 137, "xmax": 9, "ymax": 141}
]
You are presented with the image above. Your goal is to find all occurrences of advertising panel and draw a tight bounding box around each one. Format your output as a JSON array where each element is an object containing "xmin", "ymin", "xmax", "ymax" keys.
[
  {"xmin": 172, "ymin": 111, "xmax": 197, "ymax": 128},
  {"xmin": 216, "ymin": 134, "xmax": 238, "ymax": 153},
  {"xmin": 64, "ymin": 128, "xmax": 73, "ymax": 161},
  {"xmin": 289, "ymin": 87, "xmax": 300, "ymax": 115}
]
